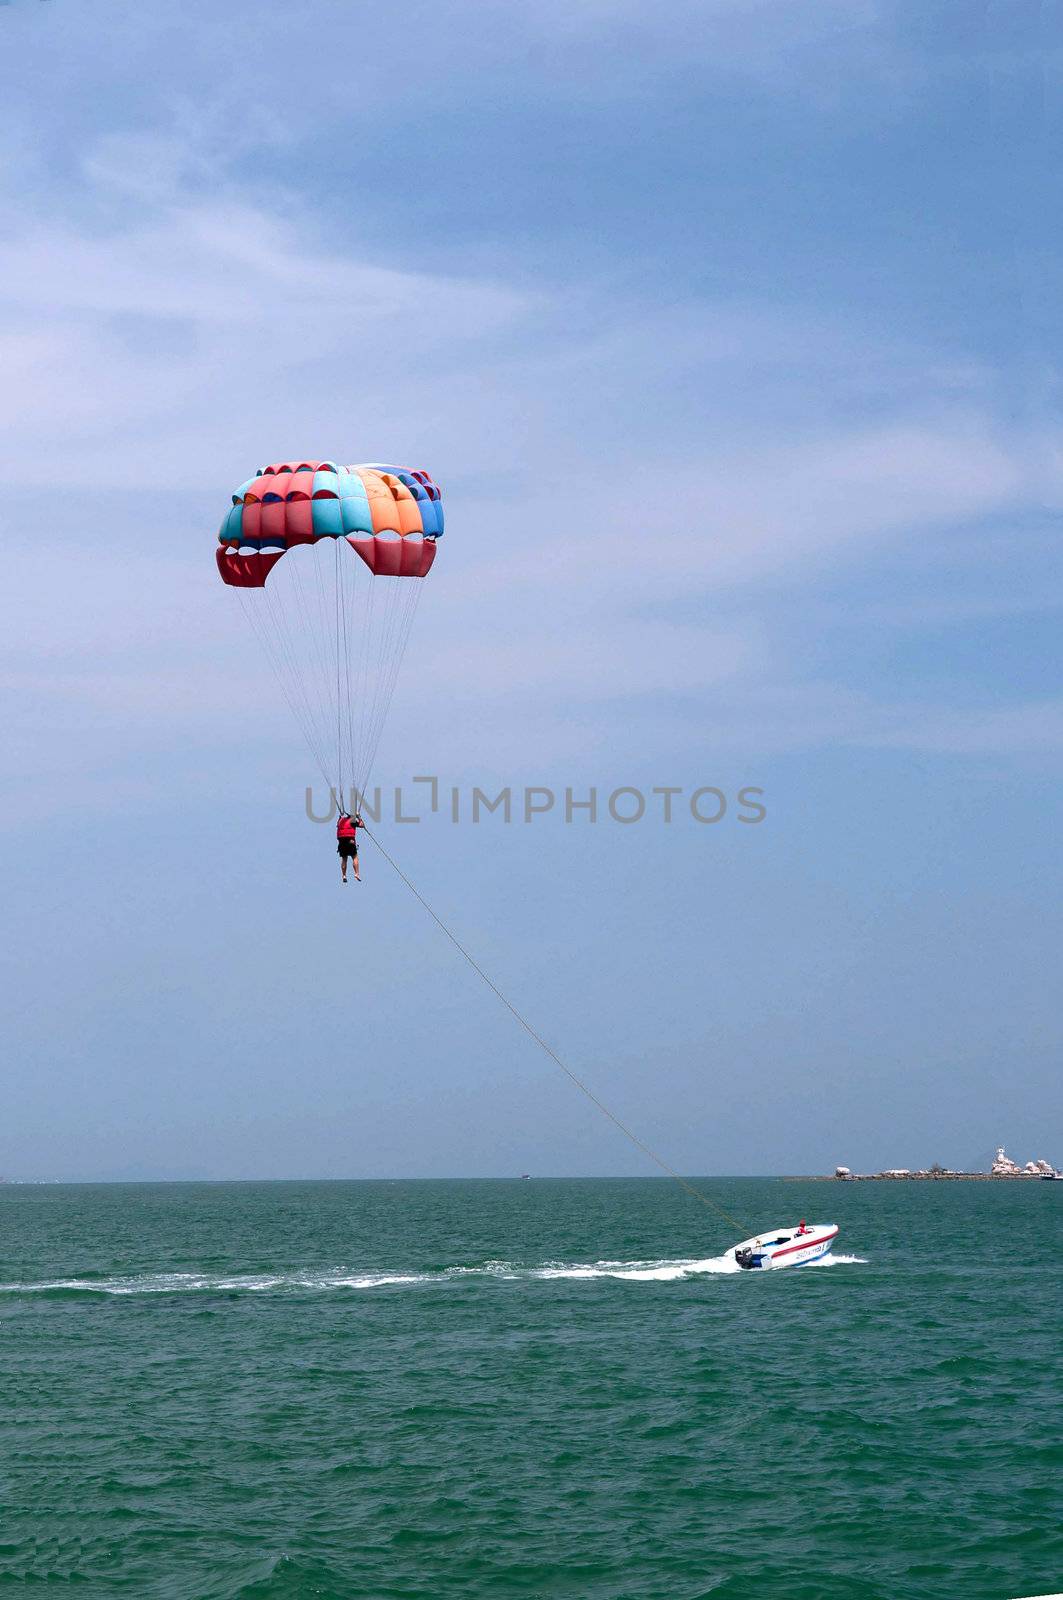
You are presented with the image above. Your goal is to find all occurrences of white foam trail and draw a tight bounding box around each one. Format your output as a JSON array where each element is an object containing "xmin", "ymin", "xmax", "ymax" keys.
[
  {"xmin": 0, "ymin": 1252, "xmax": 865, "ymax": 1296},
  {"xmin": 0, "ymin": 1270, "xmax": 426, "ymax": 1295},
  {"xmin": 534, "ymin": 1255, "xmax": 739, "ymax": 1280}
]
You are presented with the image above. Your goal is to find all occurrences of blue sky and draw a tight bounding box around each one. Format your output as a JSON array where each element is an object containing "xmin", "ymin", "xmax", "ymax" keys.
[{"xmin": 1, "ymin": 0, "xmax": 1061, "ymax": 1184}]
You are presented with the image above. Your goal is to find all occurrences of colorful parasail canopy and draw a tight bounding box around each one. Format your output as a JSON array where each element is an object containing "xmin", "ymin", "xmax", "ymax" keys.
[{"xmin": 216, "ymin": 461, "xmax": 444, "ymax": 587}]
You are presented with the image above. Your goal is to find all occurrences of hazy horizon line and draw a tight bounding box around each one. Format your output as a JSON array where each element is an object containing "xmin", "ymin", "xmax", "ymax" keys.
[{"xmin": 0, "ymin": 1172, "xmax": 803, "ymax": 1187}]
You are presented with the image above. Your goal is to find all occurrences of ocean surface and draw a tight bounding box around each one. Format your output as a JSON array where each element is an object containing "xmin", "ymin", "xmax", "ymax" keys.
[{"xmin": 2, "ymin": 1177, "xmax": 1060, "ymax": 1599}]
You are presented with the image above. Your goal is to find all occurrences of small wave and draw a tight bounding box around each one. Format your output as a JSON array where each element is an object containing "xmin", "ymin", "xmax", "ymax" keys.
[
  {"xmin": 0, "ymin": 1270, "xmax": 426, "ymax": 1297},
  {"xmin": 0, "ymin": 1250, "xmax": 865, "ymax": 1298}
]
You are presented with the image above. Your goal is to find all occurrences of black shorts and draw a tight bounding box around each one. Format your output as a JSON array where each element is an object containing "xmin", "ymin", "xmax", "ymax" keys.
[{"xmin": 337, "ymin": 838, "xmax": 359, "ymax": 859}]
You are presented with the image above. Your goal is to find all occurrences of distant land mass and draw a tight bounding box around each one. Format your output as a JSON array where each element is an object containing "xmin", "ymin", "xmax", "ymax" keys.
[{"xmin": 805, "ymin": 1146, "xmax": 1060, "ymax": 1180}]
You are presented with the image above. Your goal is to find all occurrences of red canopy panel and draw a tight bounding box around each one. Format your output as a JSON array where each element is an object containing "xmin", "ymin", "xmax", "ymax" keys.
[
  {"xmin": 216, "ymin": 548, "xmax": 287, "ymax": 588},
  {"xmin": 347, "ymin": 536, "xmax": 437, "ymax": 577}
]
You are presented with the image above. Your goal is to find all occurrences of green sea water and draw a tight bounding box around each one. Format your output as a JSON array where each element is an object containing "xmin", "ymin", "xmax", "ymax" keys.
[{"xmin": 2, "ymin": 1177, "xmax": 1060, "ymax": 1599}]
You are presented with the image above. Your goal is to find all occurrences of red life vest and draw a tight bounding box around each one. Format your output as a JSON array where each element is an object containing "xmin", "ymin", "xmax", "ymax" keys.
[{"xmin": 337, "ymin": 814, "xmax": 359, "ymax": 840}]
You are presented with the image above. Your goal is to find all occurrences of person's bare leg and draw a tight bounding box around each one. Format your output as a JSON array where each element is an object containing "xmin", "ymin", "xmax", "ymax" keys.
[
  {"xmin": 353, "ymin": 854, "xmax": 361, "ymax": 882},
  {"xmin": 341, "ymin": 854, "xmax": 348, "ymax": 884}
]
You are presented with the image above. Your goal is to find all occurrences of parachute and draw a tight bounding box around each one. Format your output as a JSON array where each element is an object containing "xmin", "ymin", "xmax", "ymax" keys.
[{"xmin": 217, "ymin": 460, "xmax": 443, "ymax": 798}]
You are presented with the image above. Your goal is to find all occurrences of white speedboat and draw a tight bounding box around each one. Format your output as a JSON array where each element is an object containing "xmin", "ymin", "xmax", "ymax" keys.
[{"xmin": 731, "ymin": 1222, "xmax": 838, "ymax": 1271}]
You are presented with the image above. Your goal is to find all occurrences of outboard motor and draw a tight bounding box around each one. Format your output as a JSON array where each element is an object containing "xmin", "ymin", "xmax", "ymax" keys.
[{"xmin": 734, "ymin": 1247, "xmax": 758, "ymax": 1271}]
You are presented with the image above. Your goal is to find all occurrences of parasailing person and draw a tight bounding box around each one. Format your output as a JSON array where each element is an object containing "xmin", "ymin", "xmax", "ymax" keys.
[{"xmin": 336, "ymin": 810, "xmax": 364, "ymax": 884}]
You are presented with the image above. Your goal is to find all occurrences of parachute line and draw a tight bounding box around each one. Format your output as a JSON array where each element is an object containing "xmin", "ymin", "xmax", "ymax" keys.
[
  {"xmin": 238, "ymin": 585, "xmax": 332, "ymax": 789},
  {"xmin": 232, "ymin": 538, "xmax": 427, "ymax": 802}
]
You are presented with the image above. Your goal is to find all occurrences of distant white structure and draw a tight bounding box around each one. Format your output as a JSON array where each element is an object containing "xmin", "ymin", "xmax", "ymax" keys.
[
  {"xmin": 835, "ymin": 1165, "xmax": 851, "ymax": 1178},
  {"xmin": 884, "ymin": 1169, "xmax": 910, "ymax": 1177},
  {"xmin": 991, "ymin": 1145, "xmax": 1022, "ymax": 1176},
  {"xmin": 988, "ymin": 1145, "xmax": 1061, "ymax": 1176}
]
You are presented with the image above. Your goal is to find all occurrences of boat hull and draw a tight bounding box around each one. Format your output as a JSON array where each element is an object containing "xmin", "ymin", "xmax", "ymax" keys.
[{"xmin": 730, "ymin": 1224, "xmax": 838, "ymax": 1270}]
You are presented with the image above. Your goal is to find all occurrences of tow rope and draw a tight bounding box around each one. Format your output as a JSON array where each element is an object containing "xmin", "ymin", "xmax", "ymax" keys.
[{"xmin": 363, "ymin": 825, "xmax": 749, "ymax": 1237}]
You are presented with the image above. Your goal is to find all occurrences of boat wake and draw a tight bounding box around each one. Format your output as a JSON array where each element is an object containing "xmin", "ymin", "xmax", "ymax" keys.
[
  {"xmin": 0, "ymin": 1252, "xmax": 866, "ymax": 1298},
  {"xmin": 804, "ymin": 1252, "xmax": 866, "ymax": 1268},
  {"xmin": 534, "ymin": 1255, "xmax": 737, "ymax": 1281}
]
